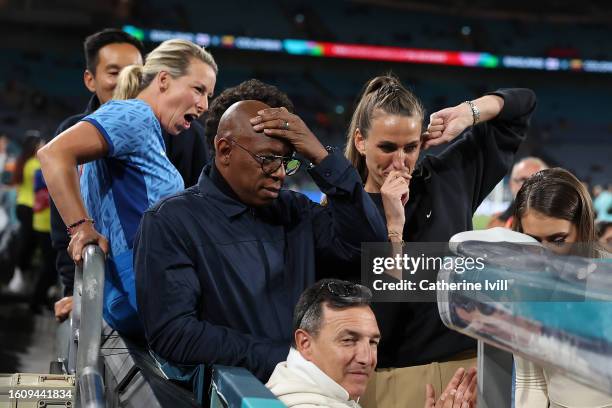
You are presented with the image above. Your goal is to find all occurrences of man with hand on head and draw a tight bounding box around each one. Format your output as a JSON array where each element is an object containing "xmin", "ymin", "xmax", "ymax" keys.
[
  {"xmin": 267, "ymin": 279, "xmax": 477, "ymax": 408},
  {"xmin": 204, "ymin": 78, "xmax": 296, "ymax": 153},
  {"xmin": 134, "ymin": 99, "xmax": 387, "ymax": 387}
]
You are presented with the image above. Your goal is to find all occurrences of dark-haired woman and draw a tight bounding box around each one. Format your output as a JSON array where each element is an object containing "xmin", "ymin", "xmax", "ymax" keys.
[
  {"xmin": 344, "ymin": 75, "xmax": 536, "ymax": 407},
  {"xmin": 513, "ymin": 167, "xmax": 601, "ymax": 257},
  {"xmin": 512, "ymin": 167, "xmax": 612, "ymax": 408}
]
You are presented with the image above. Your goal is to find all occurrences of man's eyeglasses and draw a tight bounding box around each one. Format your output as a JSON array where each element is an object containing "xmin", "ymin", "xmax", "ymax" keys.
[
  {"xmin": 296, "ymin": 281, "xmax": 372, "ymax": 329},
  {"xmin": 230, "ymin": 139, "xmax": 301, "ymax": 176}
]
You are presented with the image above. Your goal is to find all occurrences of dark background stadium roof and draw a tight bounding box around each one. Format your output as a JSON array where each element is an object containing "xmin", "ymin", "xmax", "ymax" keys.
[
  {"xmin": 355, "ymin": 0, "xmax": 612, "ymax": 23},
  {"xmin": 1, "ymin": 0, "xmax": 611, "ymax": 184},
  {"xmin": 2, "ymin": 0, "xmax": 612, "ymax": 25}
]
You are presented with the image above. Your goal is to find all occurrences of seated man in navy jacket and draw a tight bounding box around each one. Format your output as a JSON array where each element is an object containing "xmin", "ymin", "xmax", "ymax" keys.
[{"xmin": 134, "ymin": 99, "xmax": 387, "ymax": 387}]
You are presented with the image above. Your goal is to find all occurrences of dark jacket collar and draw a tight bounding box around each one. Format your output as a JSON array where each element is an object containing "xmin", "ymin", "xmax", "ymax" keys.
[
  {"xmin": 197, "ymin": 161, "xmax": 249, "ymax": 218},
  {"xmin": 86, "ymin": 94, "xmax": 101, "ymax": 114},
  {"xmin": 209, "ymin": 161, "xmax": 242, "ymax": 202}
]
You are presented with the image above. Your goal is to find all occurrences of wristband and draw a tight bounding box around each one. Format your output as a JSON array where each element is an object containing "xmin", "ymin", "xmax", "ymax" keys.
[{"xmin": 67, "ymin": 218, "xmax": 94, "ymax": 236}]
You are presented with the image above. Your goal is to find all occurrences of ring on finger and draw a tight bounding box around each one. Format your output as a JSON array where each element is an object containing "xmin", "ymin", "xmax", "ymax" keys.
[{"xmin": 284, "ymin": 121, "xmax": 290, "ymax": 130}]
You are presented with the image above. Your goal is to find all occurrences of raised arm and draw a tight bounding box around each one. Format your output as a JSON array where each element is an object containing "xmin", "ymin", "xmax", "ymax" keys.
[
  {"xmin": 307, "ymin": 153, "xmax": 388, "ymax": 261},
  {"xmin": 38, "ymin": 121, "xmax": 110, "ymax": 262},
  {"xmin": 425, "ymin": 88, "xmax": 537, "ymax": 211},
  {"xmin": 423, "ymin": 94, "xmax": 505, "ymax": 150}
]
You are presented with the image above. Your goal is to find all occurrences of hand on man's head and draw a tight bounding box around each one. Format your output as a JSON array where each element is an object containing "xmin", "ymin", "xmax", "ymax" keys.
[{"xmin": 250, "ymin": 107, "xmax": 328, "ymax": 165}]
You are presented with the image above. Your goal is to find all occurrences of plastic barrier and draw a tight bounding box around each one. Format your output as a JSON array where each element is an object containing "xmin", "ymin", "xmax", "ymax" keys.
[{"xmin": 438, "ymin": 240, "xmax": 612, "ymax": 395}]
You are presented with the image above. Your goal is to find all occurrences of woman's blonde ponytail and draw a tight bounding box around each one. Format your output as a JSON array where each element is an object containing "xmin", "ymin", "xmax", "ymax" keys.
[
  {"xmin": 113, "ymin": 65, "xmax": 144, "ymax": 100},
  {"xmin": 112, "ymin": 39, "xmax": 217, "ymax": 101}
]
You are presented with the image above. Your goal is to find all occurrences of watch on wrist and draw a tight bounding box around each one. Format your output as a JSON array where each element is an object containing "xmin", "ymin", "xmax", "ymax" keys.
[
  {"xmin": 309, "ymin": 145, "xmax": 337, "ymax": 168},
  {"xmin": 323, "ymin": 145, "xmax": 337, "ymax": 154}
]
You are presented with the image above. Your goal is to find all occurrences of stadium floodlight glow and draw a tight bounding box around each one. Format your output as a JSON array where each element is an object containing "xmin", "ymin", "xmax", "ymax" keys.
[
  {"xmin": 123, "ymin": 25, "xmax": 145, "ymax": 41},
  {"xmin": 583, "ymin": 60, "xmax": 612, "ymax": 73},
  {"xmin": 123, "ymin": 25, "xmax": 612, "ymax": 74},
  {"xmin": 283, "ymin": 40, "xmax": 323, "ymax": 56},
  {"xmin": 194, "ymin": 33, "xmax": 210, "ymax": 47},
  {"xmin": 234, "ymin": 37, "xmax": 283, "ymax": 52}
]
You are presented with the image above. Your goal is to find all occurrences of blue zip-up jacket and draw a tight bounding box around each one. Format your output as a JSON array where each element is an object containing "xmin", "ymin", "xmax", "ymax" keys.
[{"xmin": 134, "ymin": 152, "xmax": 387, "ymax": 381}]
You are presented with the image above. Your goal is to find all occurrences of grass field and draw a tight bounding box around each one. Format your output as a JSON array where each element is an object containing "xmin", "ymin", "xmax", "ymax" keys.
[{"xmin": 472, "ymin": 214, "xmax": 491, "ymax": 230}]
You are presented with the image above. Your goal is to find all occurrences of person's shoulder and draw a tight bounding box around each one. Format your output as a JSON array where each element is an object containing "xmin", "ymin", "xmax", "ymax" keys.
[
  {"xmin": 279, "ymin": 189, "xmax": 308, "ymax": 201},
  {"xmin": 57, "ymin": 112, "xmax": 88, "ymax": 134},
  {"xmin": 277, "ymin": 189, "xmax": 320, "ymax": 212},
  {"xmin": 266, "ymin": 361, "xmax": 289, "ymax": 386},
  {"xmin": 84, "ymin": 100, "xmax": 158, "ymax": 145},
  {"xmin": 265, "ymin": 189, "xmax": 329, "ymax": 226},
  {"xmin": 266, "ymin": 361, "xmax": 321, "ymax": 396},
  {"xmin": 89, "ymin": 99, "xmax": 152, "ymax": 118},
  {"xmin": 145, "ymin": 185, "xmax": 202, "ymax": 217}
]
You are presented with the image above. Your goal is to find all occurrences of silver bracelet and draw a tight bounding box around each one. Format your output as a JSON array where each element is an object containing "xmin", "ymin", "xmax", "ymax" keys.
[{"xmin": 464, "ymin": 100, "xmax": 480, "ymax": 126}]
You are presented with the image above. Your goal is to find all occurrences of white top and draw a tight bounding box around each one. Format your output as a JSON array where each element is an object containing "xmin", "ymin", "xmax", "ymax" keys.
[
  {"xmin": 515, "ymin": 355, "xmax": 612, "ymax": 408},
  {"xmin": 266, "ymin": 348, "xmax": 361, "ymax": 408}
]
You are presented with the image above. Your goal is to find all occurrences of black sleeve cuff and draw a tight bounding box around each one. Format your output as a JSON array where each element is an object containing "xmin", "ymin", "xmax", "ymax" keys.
[
  {"xmin": 307, "ymin": 152, "xmax": 354, "ymax": 194},
  {"xmin": 486, "ymin": 88, "xmax": 537, "ymax": 122}
]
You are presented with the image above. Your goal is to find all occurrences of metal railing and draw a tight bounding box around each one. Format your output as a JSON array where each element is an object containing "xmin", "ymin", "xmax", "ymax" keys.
[
  {"xmin": 68, "ymin": 245, "xmax": 106, "ymax": 408},
  {"xmin": 63, "ymin": 245, "xmax": 287, "ymax": 408}
]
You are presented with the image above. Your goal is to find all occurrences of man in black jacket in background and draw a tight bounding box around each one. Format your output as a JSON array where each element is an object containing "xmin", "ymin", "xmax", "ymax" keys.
[{"xmin": 51, "ymin": 29, "xmax": 210, "ymax": 320}]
